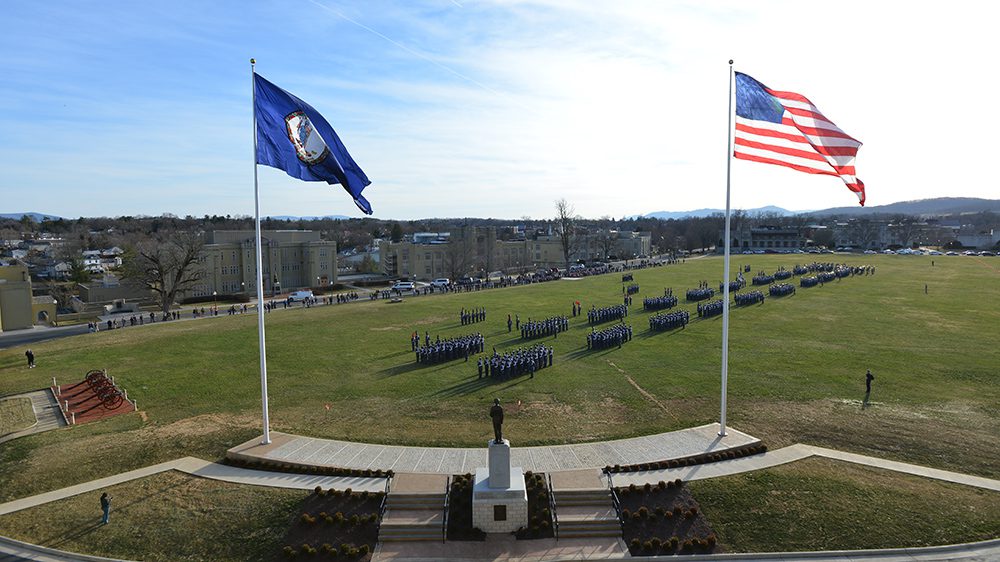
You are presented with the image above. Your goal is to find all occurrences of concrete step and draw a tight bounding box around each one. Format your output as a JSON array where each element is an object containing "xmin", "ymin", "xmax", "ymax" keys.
[
  {"xmin": 378, "ymin": 527, "xmax": 442, "ymax": 542},
  {"xmin": 557, "ymin": 528, "xmax": 622, "ymax": 539},
  {"xmin": 386, "ymin": 493, "xmax": 445, "ymax": 510},
  {"xmin": 553, "ymin": 489, "xmax": 611, "ymax": 504},
  {"xmin": 556, "ymin": 504, "xmax": 616, "ymax": 518},
  {"xmin": 381, "ymin": 509, "xmax": 444, "ymax": 526}
]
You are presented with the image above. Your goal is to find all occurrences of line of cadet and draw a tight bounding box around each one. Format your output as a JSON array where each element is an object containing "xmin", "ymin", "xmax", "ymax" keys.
[
  {"xmin": 587, "ymin": 304, "xmax": 628, "ymax": 325},
  {"xmin": 477, "ymin": 344, "xmax": 553, "ymax": 379},
  {"xmin": 697, "ymin": 299, "xmax": 724, "ymax": 318},
  {"xmin": 643, "ymin": 290, "xmax": 678, "ymax": 311},
  {"xmin": 649, "ymin": 310, "xmax": 689, "ymax": 331},
  {"xmin": 587, "ymin": 323, "xmax": 632, "ymax": 350},
  {"xmin": 734, "ymin": 290, "xmax": 765, "ymax": 305},
  {"xmin": 460, "ymin": 307, "xmax": 486, "ymax": 325},
  {"xmin": 520, "ymin": 316, "xmax": 569, "ymax": 340},
  {"xmin": 415, "ymin": 333, "xmax": 485, "ymax": 364}
]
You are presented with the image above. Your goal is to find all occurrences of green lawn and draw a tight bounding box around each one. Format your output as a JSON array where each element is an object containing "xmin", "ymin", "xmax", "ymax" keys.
[
  {"xmin": 0, "ymin": 471, "xmax": 302, "ymax": 562},
  {"xmin": 0, "ymin": 397, "xmax": 35, "ymax": 436},
  {"xmin": 0, "ymin": 255, "xmax": 997, "ymax": 503},
  {"xmin": 690, "ymin": 457, "xmax": 1000, "ymax": 552}
]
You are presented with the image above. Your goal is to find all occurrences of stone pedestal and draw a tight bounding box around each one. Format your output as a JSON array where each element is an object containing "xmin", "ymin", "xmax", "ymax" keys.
[
  {"xmin": 487, "ymin": 439, "xmax": 511, "ymax": 488},
  {"xmin": 471, "ymin": 439, "xmax": 528, "ymax": 533}
]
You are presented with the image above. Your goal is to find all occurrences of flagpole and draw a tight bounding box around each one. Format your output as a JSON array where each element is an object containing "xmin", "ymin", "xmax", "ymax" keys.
[
  {"xmin": 251, "ymin": 58, "xmax": 271, "ymax": 445},
  {"xmin": 720, "ymin": 59, "xmax": 734, "ymax": 438}
]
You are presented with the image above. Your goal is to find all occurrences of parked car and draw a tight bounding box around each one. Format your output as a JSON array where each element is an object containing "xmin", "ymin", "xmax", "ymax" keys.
[
  {"xmin": 946, "ymin": 251, "xmax": 959, "ymax": 256},
  {"xmin": 430, "ymin": 278, "xmax": 451, "ymax": 288},
  {"xmin": 288, "ymin": 290, "xmax": 314, "ymax": 302},
  {"xmin": 455, "ymin": 277, "xmax": 476, "ymax": 286},
  {"xmin": 391, "ymin": 281, "xmax": 415, "ymax": 291}
]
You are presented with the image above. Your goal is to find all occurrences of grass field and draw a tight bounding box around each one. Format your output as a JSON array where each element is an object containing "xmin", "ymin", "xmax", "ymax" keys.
[{"xmin": 0, "ymin": 254, "xmax": 997, "ymax": 504}]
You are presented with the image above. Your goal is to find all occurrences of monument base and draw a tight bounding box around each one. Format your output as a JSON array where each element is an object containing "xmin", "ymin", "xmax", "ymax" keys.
[{"xmin": 471, "ymin": 467, "xmax": 528, "ymax": 534}]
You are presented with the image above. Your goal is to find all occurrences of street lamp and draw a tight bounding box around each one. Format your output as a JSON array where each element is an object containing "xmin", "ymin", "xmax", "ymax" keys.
[{"xmin": 212, "ymin": 291, "xmax": 217, "ymax": 310}]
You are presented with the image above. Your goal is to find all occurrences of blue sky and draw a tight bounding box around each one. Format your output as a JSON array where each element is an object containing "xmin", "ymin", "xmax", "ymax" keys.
[{"xmin": 2, "ymin": 1, "xmax": 997, "ymax": 220}]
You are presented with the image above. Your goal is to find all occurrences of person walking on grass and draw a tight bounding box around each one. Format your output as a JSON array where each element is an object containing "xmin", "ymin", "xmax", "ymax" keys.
[
  {"xmin": 100, "ymin": 492, "xmax": 112, "ymax": 525},
  {"xmin": 25, "ymin": 349, "xmax": 35, "ymax": 369},
  {"xmin": 865, "ymin": 369, "xmax": 875, "ymax": 394}
]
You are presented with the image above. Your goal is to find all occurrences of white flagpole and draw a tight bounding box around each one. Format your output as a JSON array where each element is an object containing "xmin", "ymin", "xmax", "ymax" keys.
[
  {"xmin": 251, "ymin": 58, "xmax": 271, "ymax": 445},
  {"xmin": 720, "ymin": 60, "xmax": 734, "ymax": 438}
]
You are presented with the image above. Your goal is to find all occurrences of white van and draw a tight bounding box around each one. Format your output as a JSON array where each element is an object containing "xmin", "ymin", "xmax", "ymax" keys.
[
  {"xmin": 288, "ymin": 290, "xmax": 314, "ymax": 302},
  {"xmin": 430, "ymin": 278, "xmax": 450, "ymax": 288}
]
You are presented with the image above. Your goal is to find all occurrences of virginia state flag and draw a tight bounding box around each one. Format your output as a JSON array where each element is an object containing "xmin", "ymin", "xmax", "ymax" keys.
[{"xmin": 254, "ymin": 73, "xmax": 373, "ymax": 214}]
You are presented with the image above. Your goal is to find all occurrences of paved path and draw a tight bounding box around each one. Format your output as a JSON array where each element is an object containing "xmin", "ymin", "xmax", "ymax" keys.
[
  {"xmin": 611, "ymin": 443, "xmax": 1000, "ymax": 492},
  {"xmin": 0, "ymin": 457, "xmax": 385, "ymax": 517},
  {"xmin": 0, "ymin": 390, "xmax": 65, "ymax": 445},
  {"xmin": 227, "ymin": 423, "xmax": 759, "ymax": 475}
]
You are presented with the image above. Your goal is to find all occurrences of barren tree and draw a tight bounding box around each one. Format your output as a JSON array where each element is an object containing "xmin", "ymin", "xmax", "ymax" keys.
[
  {"xmin": 554, "ymin": 198, "xmax": 579, "ymax": 268},
  {"xmin": 121, "ymin": 232, "xmax": 205, "ymax": 314}
]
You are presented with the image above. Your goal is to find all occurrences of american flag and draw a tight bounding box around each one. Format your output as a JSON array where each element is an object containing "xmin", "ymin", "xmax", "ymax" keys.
[{"xmin": 733, "ymin": 72, "xmax": 865, "ymax": 206}]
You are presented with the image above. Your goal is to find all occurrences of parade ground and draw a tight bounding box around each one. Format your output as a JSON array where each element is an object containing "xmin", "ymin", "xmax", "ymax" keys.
[{"xmin": 0, "ymin": 254, "xmax": 997, "ymax": 560}]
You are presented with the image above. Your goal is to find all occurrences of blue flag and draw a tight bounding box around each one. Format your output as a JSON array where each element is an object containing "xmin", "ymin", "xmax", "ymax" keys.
[{"xmin": 254, "ymin": 73, "xmax": 373, "ymax": 214}]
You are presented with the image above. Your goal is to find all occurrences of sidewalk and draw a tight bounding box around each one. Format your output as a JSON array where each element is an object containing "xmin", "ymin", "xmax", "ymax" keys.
[{"xmin": 227, "ymin": 423, "xmax": 760, "ymax": 475}]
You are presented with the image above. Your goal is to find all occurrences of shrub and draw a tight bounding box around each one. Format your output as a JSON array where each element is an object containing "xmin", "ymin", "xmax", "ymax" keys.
[
  {"xmin": 657, "ymin": 480, "xmax": 667, "ymax": 490},
  {"xmin": 301, "ymin": 543, "xmax": 316, "ymax": 555},
  {"xmin": 643, "ymin": 482, "xmax": 652, "ymax": 493},
  {"xmin": 343, "ymin": 488, "xmax": 352, "ymax": 496},
  {"xmin": 689, "ymin": 506, "xmax": 699, "ymax": 516},
  {"xmin": 706, "ymin": 534, "xmax": 718, "ymax": 547},
  {"xmin": 369, "ymin": 513, "xmax": 379, "ymax": 523},
  {"xmin": 349, "ymin": 514, "xmax": 360, "ymax": 526},
  {"xmin": 655, "ymin": 506, "xmax": 665, "ymax": 517},
  {"xmin": 300, "ymin": 513, "xmax": 316, "ymax": 525},
  {"xmin": 540, "ymin": 520, "xmax": 550, "ymax": 529},
  {"xmin": 621, "ymin": 508, "xmax": 631, "ymax": 519},
  {"xmin": 670, "ymin": 536, "xmax": 679, "ymax": 549},
  {"xmin": 664, "ymin": 509, "xmax": 673, "ymax": 519},
  {"xmin": 283, "ymin": 545, "xmax": 297, "ymax": 558},
  {"xmin": 651, "ymin": 537, "xmax": 662, "ymax": 550},
  {"xmin": 637, "ymin": 506, "xmax": 649, "ymax": 519},
  {"xmin": 673, "ymin": 506, "xmax": 683, "ymax": 517},
  {"xmin": 332, "ymin": 489, "xmax": 343, "ymax": 497},
  {"xmin": 630, "ymin": 538, "xmax": 641, "ymax": 551},
  {"xmin": 314, "ymin": 486, "xmax": 324, "ymax": 496},
  {"xmin": 359, "ymin": 544, "xmax": 370, "ymax": 555},
  {"xmin": 674, "ymin": 478, "xmax": 683, "ymax": 488},
  {"xmin": 628, "ymin": 483, "xmax": 637, "ymax": 494},
  {"xmin": 642, "ymin": 540, "xmax": 653, "ymax": 552},
  {"xmin": 666, "ymin": 479, "xmax": 675, "ymax": 489},
  {"xmin": 324, "ymin": 515, "xmax": 334, "ymax": 524},
  {"xmin": 340, "ymin": 544, "xmax": 351, "ymax": 555},
  {"xmin": 537, "ymin": 491, "xmax": 548, "ymax": 502},
  {"xmin": 682, "ymin": 539, "xmax": 694, "ymax": 552},
  {"xmin": 541, "ymin": 508, "xmax": 551, "ymax": 519},
  {"xmin": 347, "ymin": 548, "xmax": 359, "ymax": 557},
  {"xmin": 684, "ymin": 509, "xmax": 694, "ymax": 519},
  {"xmin": 631, "ymin": 511, "xmax": 641, "ymax": 521},
  {"xmin": 360, "ymin": 490, "xmax": 369, "ymax": 499},
  {"xmin": 321, "ymin": 543, "xmax": 335, "ymax": 554}
]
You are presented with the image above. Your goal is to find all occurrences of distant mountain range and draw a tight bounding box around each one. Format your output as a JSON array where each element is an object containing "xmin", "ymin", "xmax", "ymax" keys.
[
  {"xmin": 641, "ymin": 198, "xmax": 1000, "ymax": 220},
  {"xmin": 266, "ymin": 215, "xmax": 352, "ymax": 221},
  {"xmin": 0, "ymin": 212, "xmax": 63, "ymax": 222},
  {"xmin": 641, "ymin": 205, "xmax": 800, "ymax": 220},
  {"xmin": 5, "ymin": 198, "xmax": 1000, "ymax": 223},
  {"xmin": 802, "ymin": 197, "xmax": 1000, "ymax": 217}
]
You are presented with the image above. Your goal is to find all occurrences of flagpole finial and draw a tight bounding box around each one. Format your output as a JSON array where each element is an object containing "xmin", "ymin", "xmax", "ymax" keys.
[
  {"xmin": 728, "ymin": 59, "xmax": 733, "ymax": 65},
  {"xmin": 250, "ymin": 58, "xmax": 256, "ymax": 65}
]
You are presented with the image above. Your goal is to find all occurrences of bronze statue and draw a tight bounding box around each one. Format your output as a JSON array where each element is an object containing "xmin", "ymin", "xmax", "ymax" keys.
[{"xmin": 490, "ymin": 398, "xmax": 504, "ymax": 443}]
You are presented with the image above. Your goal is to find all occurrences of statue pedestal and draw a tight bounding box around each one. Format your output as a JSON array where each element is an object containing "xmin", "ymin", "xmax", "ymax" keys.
[
  {"xmin": 487, "ymin": 439, "xmax": 511, "ymax": 488},
  {"xmin": 472, "ymin": 439, "xmax": 527, "ymax": 533}
]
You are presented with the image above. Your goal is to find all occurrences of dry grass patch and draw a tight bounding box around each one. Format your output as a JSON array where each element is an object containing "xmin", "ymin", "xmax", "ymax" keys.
[
  {"xmin": 0, "ymin": 471, "xmax": 302, "ymax": 562},
  {"xmin": 690, "ymin": 457, "xmax": 1000, "ymax": 553},
  {"xmin": 0, "ymin": 397, "xmax": 35, "ymax": 435}
]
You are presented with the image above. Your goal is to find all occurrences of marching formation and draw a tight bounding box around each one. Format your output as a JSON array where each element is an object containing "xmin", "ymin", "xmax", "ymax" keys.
[
  {"xmin": 586, "ymin": 324, "xmax": 633, "ymax": 350},
  {"xmin": 588, "ymin": 304, "xmax": 628, "ymax": 325},
  {"xmin": 415, "ymin": 333, "xmax": 485, "ymax": 364},
  {"xmin": 643, "ymin": 288, "xmax": 678, "ymax": 311},
  {"xmin": 649, "ymin": 310, "xmax": 690, "ymax": 331},
  {"xmin": 734, "ymin": 290, "xmax": 765, "ymax": 306},
  {"xmin": 478, "ymin": 344, "xmax": 553, "ymax": 379},
  {"xmin": 520, "ymin": 316, "xmax": 570, "ymax": 340}
]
